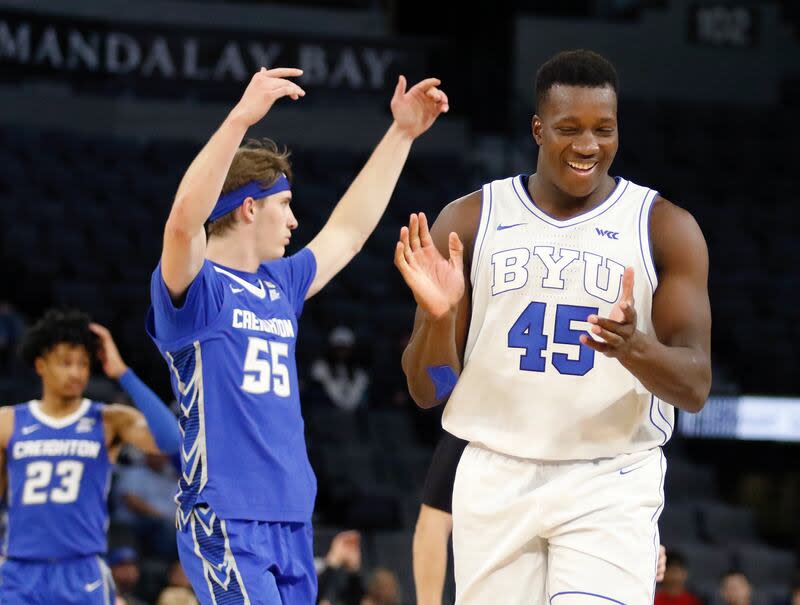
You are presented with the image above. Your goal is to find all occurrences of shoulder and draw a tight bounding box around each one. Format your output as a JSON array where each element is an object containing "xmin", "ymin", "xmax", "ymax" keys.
[
  {"xmin": 649, "ymin": 195, "xmax": 708, "ymax": 271},
  {"xmin": 431, "ymin": 190, "xmax": 483, "ymax": 259},
  {"xmin": 102, "ymin": 403, "xmax": 143, "ymax": 431},
  {"xmin": 0, "ymin": 406, "xmax": 15, "ymax": 447}
]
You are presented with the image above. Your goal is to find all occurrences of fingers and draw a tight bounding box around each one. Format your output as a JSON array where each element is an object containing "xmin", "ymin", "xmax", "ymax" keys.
[
  {"xmin": 580, "ymin": 333, "xmax": 611, "ymax": 354},
  {"xmin": 394, "ymin": 74, "xmax": 407, "ymax": 99},
  {"xmin": 425, "ymin": 87, "xmax": 450, "ymax": 112},
  {"xmin": 448, "ymin": 232, "xmax": 464, "ymax": 271},
  {"xmin": 88, "ymin": 322, "xmax": 109, "ymax": 339},
  {"xmin": 409, "ymin": 213, "xmax": 421, "ymax": 251},
  {"xmin": 271, "ymin": 80, "xmax": 306, "ymax": 98},
  {"xmin": 586, "ymin": 323, "xmax": 625, "ymax": 348},
  {"xmin": 261, "ymin": 67, "xmax": 304, "ymax": 78},
  {"xmin": 620, "ymin": 266, "xmax": 635, "ymax": 305},
  {"xmin": 399, "ymin": 226, "xmax": 415, "ymax": 265},
  {"xmin": 418, "ymin": 212, "xmax": 433, "ymax": 246},
  {"xmin": 409, "ymin": 77, "xmax": 442, "ymax": 93}
]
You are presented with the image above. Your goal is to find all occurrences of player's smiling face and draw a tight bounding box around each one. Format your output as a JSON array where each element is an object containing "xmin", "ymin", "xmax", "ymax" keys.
[
  {"xmin": 35, "ymin": 343, "xmax": 90, "ymax": 399},
  {"xmin": 255, "ymin": 190, "xmax": 298, "ymax": 260},
  {"xmin": 533, "ymin": 84, "xmax": 618, "ymax": 199}
]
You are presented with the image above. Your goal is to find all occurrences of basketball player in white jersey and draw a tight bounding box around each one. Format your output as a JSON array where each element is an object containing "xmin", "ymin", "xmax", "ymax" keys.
[{"xmin": 395, "ymin": 50, "xmax": 711, "ymax": 604}]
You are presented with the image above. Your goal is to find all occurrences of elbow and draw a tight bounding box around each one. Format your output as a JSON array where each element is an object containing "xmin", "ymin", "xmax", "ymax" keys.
[
  {"xmin": 401, "ymin": 348, "xmax": 440, "ymax": 410},
  {"xmin": 679, "ymin": 368, "xmax": 712, "ymax": 413},
  {"xmin": 408, "ymin": 385, "xmax": 440, "ymax": 410},
  {"xmin": 164, "ymin": 199, "xmax": 196, "ymax": 242}
]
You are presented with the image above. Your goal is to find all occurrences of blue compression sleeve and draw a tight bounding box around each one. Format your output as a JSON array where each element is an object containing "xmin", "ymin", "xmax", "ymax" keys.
[{"xmin": 118, "ymin": 369, "xmax": 181, "ymax": 454}]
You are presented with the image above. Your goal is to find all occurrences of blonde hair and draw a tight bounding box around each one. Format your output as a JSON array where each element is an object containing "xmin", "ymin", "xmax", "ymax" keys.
[{"xmin": 207, "ymin": 138, "xmax": 293, "ymax": 238}]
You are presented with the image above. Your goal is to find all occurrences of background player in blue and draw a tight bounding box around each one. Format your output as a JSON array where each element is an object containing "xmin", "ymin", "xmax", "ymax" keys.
[
  {"xmin": 0, "ymin": 309, "xmax": 180, "ymax": 605},
  {"xmin": 396, "ymin": 50, "xmax": 712, "ymax": 603},
  {"xmin": 146, "ymin": 66, "xmax": 448, "ymax": 605}
]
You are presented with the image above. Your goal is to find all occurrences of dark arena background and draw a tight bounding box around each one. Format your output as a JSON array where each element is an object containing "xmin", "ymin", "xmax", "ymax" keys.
[{"xmin": 0, "ymin": 0, "xmax": 798, "ymax": 603}]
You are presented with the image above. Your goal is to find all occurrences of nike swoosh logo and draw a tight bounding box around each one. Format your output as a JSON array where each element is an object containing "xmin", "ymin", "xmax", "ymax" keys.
[
  {"xmin": 214, "ymin": 267, "xmax": 266, "ymax": 299},
  {"xmin": 230, "ymin": 286, "xmax": 244, "ymax": 294},
  {"xmin": 497, "ymin": 223, "xmax": 526, "ymax": 231},
  {"xmin": 21, "ymin": 425, "xmax": 40, "ymax": 435},
  {"xmin": 619, "ymin": 462, "xmax": 648, "ymax": 475},
  {"xmin": 84, "ymin": 579, "xmax": 103, "ymax": 592}
]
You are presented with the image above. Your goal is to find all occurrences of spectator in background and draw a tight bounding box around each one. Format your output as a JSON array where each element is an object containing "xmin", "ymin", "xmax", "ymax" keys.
[
  {"xmin": 113, "ymin": 450, "xmax": 179, "ymax": 559},
  {"xmin": 720, "ymin": 570, "xmax": 753, "ymax": 605},
  {"xmin": 155, "ymin": 561, "xmax": 197, "ymax": 605},
  {"xmin": 317, "ymin": 530, "xmax": 365, "ymax": 605},
  {"xmin": 361, "ymin": 568, "xmax": 401, "ymax": 605},
  {"xmin": 310, "ymin": 326, "xmax": 370, "ymax": 412},
  {"xmin": 656, "ymin": 550, "xmax": 702, "ymax": 605},
  {"xmin": 109, "ymin": 546, "xmax": 146, "ymax": 605},
  {"xmin": 156, "ymin": 587, "xmax": 199, "ymax": 605}
]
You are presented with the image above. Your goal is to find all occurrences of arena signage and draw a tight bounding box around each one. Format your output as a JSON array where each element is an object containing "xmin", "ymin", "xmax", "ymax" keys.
[{"xmin": 0, "ymin": 9, "xmax": 431, "ymax": 98}]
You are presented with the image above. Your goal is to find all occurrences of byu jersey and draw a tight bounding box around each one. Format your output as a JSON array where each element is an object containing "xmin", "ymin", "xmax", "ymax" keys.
[
  {"xmin": 4, "ymin": 399, "xmax": 111, "ymax": 559},
  {"xmin": 146, "ymin": 249, "xmax": 317, "ymax": 528},
  {"xmin": 442, "ymin": 175, "xmax": 673, "ymax": 460}
]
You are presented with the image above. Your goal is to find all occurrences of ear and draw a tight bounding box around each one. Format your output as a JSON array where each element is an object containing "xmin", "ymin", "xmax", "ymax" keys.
[
  {"xmin": 34, "ymin": 356, "xmax": 45, "ymax": 378},
  {"xmin": 532, "ymin": 115, "xmax": 543, "ymax": 146},
  {"xmin": 239, "ymin": 197, "xmax": 258, "ymax": 224}
]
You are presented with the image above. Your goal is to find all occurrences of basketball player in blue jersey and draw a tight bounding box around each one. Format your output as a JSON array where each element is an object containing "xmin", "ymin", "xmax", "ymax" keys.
[
  {"xmin": 145, "ymin": 66, "xmax": 448, "ymax": 605},
  {"xmin": 396, "ymin": 50, "xmax": 711, "ymax": 604},
  {"xmin": 0, "ymin": 309, "xmax": 180, "ymax": 604}
]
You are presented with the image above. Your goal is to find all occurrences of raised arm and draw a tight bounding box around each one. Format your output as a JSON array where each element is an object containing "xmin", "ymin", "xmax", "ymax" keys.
[
  {"xmin": 304, "ymin": 76, "xmax": 449, "ymax": 298},
  {"xmin": 397, "ymin": 193, "xmax": 481, "ymax": 408},
  {"xmin": 91, "ymin": 323, "xmax": 180, "ymax": 454},
  {"xmin": 580, "ymin": 197, "xmax": 712, "ymax": 412},
  {"xmin": 161, "ymin": 67, "xmax": 305, "ymax": 300}
]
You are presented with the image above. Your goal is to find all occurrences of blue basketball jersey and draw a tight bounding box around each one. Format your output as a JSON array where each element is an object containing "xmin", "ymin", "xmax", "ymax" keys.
[
  {"xmin": 146, "ymin": 249, "xmax": 317, "ymax": 529},
  {"xmin": 4, "ymin": 399, "xmax": 111, "ymax": 560}
]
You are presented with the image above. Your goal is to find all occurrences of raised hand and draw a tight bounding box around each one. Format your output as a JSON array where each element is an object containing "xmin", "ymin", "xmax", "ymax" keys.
[
  {"xmin": 580, "ymin": 266, "xmax": 638, "ymax": 357},
  {"xmin": 390, "ymin": 76, "xmax": 449, "ymax": 140},
  {"xmin": 231, "ymin": 67, "xmax": 306, "ymax": 127},
  {"xmin": 394, "ymin": 212, "xmax": 465, "ymax": 319},
  {"xmin": 89, "ymin": 323, "xmax": 128, "ymax": 380}
]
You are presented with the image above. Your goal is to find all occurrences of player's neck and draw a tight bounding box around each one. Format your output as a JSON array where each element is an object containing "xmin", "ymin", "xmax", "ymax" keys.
[
  {"xmin": 206, "ymin": 235, "xmax": 261, "ymax": 273},
  {"xmin": 38, "ymin": 389, "xmax": 85, "ymax": 418},
  {"xmin": 528, "ymin": 173, "xmax": 616, "ymax": 220}
]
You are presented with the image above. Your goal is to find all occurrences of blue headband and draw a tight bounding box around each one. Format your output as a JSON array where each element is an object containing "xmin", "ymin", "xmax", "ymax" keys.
[{"xmin": 208, "ymin": 175, "xmax": 291, "ymax": 222}]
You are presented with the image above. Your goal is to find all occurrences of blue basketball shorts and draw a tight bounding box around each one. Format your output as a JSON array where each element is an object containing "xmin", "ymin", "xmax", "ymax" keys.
[
  {"xmin": 177, "ymin": 504, "xmax": 317, "ymax": 605},
  {"xmin": 0, "ymin": 555, "xmax": 115, "ymax": 605}
]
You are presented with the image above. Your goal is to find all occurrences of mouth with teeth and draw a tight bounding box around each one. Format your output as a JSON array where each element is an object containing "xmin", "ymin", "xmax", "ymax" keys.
[{"xmin": 567, "ymin": 160, "xmax": 598, "ymax": 174}]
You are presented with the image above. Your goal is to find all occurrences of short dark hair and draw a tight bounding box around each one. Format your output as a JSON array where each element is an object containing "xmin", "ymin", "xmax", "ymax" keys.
[
  {"xmin": 20, "ymin": 309, "xmax": 97, "ymax": 366},
  {"xmin": 665, "ymin": 549, "xmax": 687, "ymax": 568},
  {"xmin": 535, "ymin": 49, "xmax": 619, "ymax": 111}
]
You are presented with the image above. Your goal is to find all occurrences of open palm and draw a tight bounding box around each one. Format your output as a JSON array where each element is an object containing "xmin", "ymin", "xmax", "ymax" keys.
[
  {"xmin": 390, "ymin": 76, "xmax": 449, "ymax": 140},
  {"xmin": 394, "ymin": 213, "xmax": 464, "ymax": 318}
]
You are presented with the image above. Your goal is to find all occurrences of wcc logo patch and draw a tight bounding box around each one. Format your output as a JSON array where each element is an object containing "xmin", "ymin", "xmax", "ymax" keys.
[{"xmin": 595, "ymin": 228, "xmax": 620, "ymax": 240}]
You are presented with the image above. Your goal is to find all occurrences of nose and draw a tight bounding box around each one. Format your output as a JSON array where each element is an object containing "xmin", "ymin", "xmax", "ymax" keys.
[
  {"xmin": 288, "ymin": 208, "xmax": 298, "ymax": 230},
  {"xmin": 572, "ymin": 130, "xmax": 600, "ymax": 156}
]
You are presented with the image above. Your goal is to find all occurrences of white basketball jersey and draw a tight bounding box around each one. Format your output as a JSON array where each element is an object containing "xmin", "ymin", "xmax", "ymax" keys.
[{"xmin": 442, "ymin": 175, "xmax": 674, "ymax": 460}]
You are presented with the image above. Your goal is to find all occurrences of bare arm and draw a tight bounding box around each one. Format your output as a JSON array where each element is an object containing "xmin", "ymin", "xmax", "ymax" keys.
[
  {"xmin": 0, "ymin": 407, "xmax": 13, "ymax": 498},
  {"xmin": 104, "ymin": 405, "xmax": 160, "ymax": 455},
  {"xmin": 305, "ymin": 76, "xmax": 449, "ymax": 298},
  {"xmin": 397, "ymin": 194, "xmax": 481, "ymax": 408},
  {"xmin": 581, "ymin": 198, "xmax": 712, "ymax": 412},
  {"xmin": 413, "ymin": 504, "xmax": 453, "ymax": 605},
  {"xmin": 122, "ymin": 493, "xmax": 169, "ymax": 520},
  {"xmin": 161, "ymin": 68, "xmax": 305, "ymax": 300}
]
